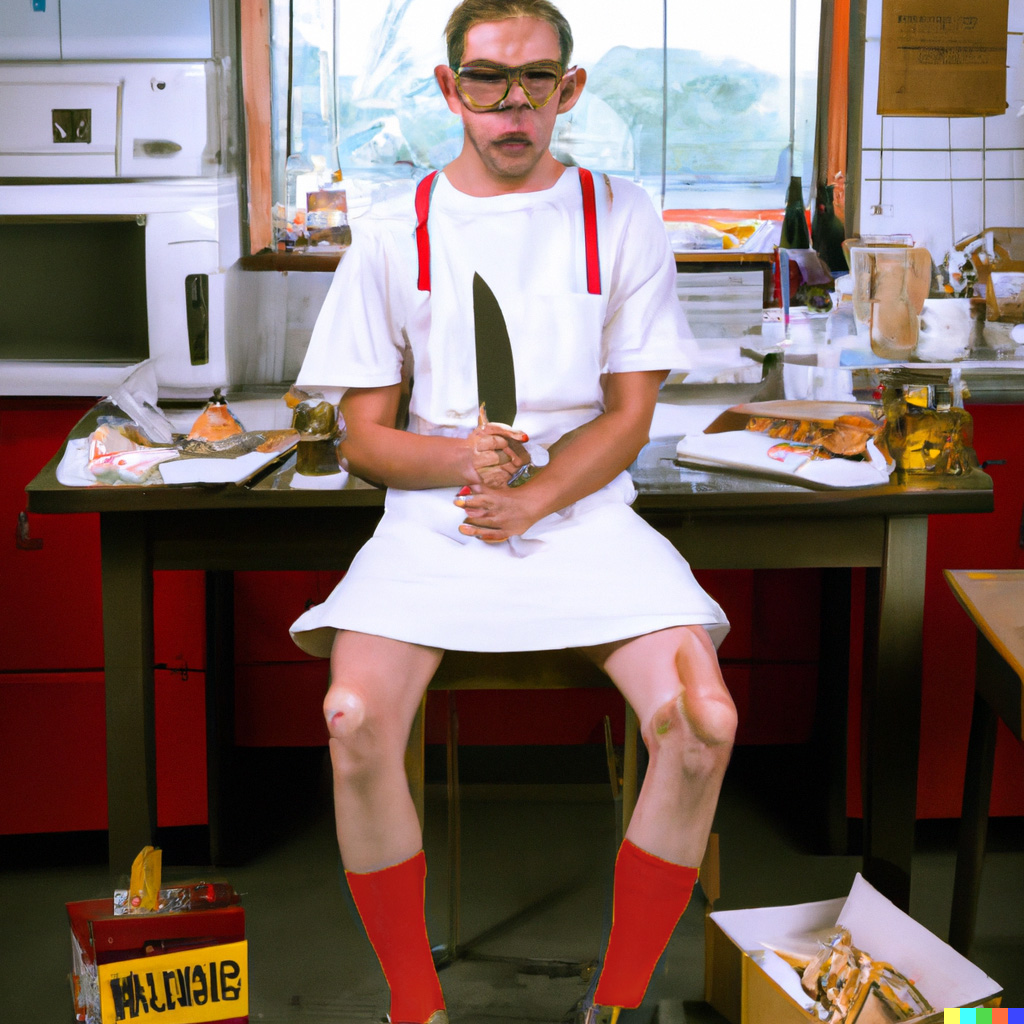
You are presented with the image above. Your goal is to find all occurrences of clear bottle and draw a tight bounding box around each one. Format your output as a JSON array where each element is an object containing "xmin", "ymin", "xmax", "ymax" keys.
[
  {"xmin": 780, "ymin": 175, "xmax": 810, "ymax": 250},
  {"xmin": 825, "ymin": 299, "xmax": 857, "ymax": 344},
  {"xmin": 283, "ymin": 151, "xmax": 316, "ymax": 248}
]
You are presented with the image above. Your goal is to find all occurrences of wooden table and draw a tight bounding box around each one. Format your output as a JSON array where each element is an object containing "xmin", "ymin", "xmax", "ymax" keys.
[
  {"xmin": 26, "ymin": 412, "xmax": 994, "ymax": 911},
  {"xmin": 945, "ymin": 569, "xmax": 1024, "ymax": 953}
]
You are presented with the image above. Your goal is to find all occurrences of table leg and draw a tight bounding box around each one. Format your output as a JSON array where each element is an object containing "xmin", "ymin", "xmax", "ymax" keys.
[
  {"xmin": 949, "ymin": 681, "xmax": 999, "ymax": 954},
  {"xmin": 861, "ymin": 515, "xmax": 927, "ymax": 911},
  {"xmin": 622, "ymin": 704, "xmax": 640, "ymax": 838},
  {"xmin": 405, "ymin": 694, "xmax": 427, "ymax": 832},
  {"xmin": 815, "ymin": 567, "xmax": 852, "ymax": 855},
  {"xmin": 205, "ymin": 570, "xmax": 236, "ymax": 865},
  {"xmin": 100, "ymin": 513, "xmax": 156, "ymax": 874},
  {"xmin": 446, "ymin": 692, "xmax": 461, "ymax": 961}
]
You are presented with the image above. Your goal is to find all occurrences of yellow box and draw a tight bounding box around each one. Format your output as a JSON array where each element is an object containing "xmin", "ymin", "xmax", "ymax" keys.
[
  {"xmin": 98, "ymin": 941, "xmax": 248, "ymax": 1023},
  {"xmin": 68, "ymin": 898, "xmax": 246, "ymax": 1024}
]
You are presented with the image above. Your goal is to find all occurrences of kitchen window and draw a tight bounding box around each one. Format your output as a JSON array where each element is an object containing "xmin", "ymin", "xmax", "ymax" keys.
[{"xmin": 258, "ymin": 0, "xmax": 829, "ymax": 247}]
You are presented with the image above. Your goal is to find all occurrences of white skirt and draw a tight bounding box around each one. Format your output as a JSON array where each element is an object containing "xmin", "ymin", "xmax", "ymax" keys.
[{"xmin": 289, "ymin": 472, "xmax": 729, "ymax": 658}]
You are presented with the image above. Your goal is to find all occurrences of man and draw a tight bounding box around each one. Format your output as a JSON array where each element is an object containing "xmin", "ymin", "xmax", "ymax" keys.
[{"xmin": 289, "ymin": 3, "xmax": 737, "ymax": 1022}]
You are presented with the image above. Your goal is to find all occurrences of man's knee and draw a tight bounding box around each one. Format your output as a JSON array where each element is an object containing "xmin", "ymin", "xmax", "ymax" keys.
[
  {"xmin": 644, "ymin": 631, "xmax": 737, "ymax": 761},
  {"xmin": 323, "ymin": 685, "xmax": 379, "ymax": 782},
  {"xmin": 647, "ymin": 687, "xmax": 737, "ymax": 756},
  {"xmin": 324, "ymin": 687, "xmax": 366, "ymax": 739}
]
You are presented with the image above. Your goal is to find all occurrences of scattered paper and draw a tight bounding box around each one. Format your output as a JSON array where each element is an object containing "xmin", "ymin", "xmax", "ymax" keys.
[
  {"xmin": 676, "ymin": 431, "xmax": 893, "ymax": 489},
  {"xmin": 159, "ymin": 452, "xmax": 281, "ymax": 485}
]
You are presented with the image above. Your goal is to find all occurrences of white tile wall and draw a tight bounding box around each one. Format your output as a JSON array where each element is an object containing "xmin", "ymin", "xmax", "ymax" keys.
[{"xmin": 858, "ymin": 0, "xmax": 1024, "ymax": 260}]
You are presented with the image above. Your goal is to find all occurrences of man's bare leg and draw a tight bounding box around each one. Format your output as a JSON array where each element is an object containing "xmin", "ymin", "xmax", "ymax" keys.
[
  {"xmin": 324, "ymin": 630, "xmax": 446, "ymax": 1024},
  {"xmin": 595, "ymin": 624, "xmax": 737, "ymax": 865},
  {"xmin": 582, "ymin": 625, "xmax": 737, "ymax": 1015},
  {"xmin": 324, "ymin": 630, "xmax": 442, "ymax": 872}
]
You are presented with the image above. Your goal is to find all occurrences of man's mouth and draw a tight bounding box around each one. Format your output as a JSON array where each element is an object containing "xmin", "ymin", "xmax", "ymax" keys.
[{"xmin": 495, "ymin": 133, "xmax": 531, "ymax": 148}]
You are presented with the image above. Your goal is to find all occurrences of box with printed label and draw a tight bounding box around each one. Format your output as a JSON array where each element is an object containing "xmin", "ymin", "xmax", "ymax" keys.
[{"xmin": 67, "ymin": 898, "xmax": 247, "ymax": 1024}]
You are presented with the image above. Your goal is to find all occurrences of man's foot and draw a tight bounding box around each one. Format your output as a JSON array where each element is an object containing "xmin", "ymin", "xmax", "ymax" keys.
[
  {"xmin": 578, "ymin": 1003, "xmax": 621, "ymax": 1024},
  {"xmin": 386, "ymin": 1012, "xmax": 449, "ymax": 1024}
]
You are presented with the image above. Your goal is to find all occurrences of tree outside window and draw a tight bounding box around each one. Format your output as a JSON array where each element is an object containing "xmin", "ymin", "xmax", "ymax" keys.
[{"xmin": 270, "ymin": 0, "xmax": 821, "ymax": 243}]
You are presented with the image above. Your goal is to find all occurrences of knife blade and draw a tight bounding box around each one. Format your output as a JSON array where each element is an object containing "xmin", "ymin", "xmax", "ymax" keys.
[{"xmin": 472, "ymin": 272, "xmax": 517, "ymax": 428}]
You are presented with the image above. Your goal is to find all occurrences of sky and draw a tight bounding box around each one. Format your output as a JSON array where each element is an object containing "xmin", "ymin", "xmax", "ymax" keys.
[{"xmin": 328, "ymin": 0, "xmax": 821, "ymax": 79}]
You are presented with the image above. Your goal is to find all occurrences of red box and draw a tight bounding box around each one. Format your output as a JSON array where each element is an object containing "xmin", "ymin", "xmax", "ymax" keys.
[{"xmin": 67, "ymin": 899, "xmax": 247, "ymax": 1024}]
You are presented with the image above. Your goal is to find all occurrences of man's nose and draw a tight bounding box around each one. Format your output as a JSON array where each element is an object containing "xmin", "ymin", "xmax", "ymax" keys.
[{"xmin": 504, "ymin": 74, "xmax": 532, "ymax": 107}]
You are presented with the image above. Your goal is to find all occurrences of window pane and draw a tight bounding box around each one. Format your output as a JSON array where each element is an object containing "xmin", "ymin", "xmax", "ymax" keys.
[
  {"xmin": 332, "ymin": 2, "xmax": 455, "ymax": 173},
  {"xmin": 662, "ymin": 0, "xmax": 821, "ymax": 210},
  {"xmin": 547, "ymin": 0, "xmax": 665, "ymax": 178},
  {"xmin": 271, "ymin": 0, "xmax": 820, "ymax": 227}
]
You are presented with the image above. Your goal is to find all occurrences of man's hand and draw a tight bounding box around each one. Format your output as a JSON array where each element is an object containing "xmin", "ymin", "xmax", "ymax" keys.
[
  {"xmin": 468, "ymin": 403, "xmax": 531, "ymax": 489},
  {"xmin": 456, "ymin": 371, "xmax": 666, "ymax": 542},
  {"xmin": 454, "ymin": 479, "xmax": 542, "ymax": 542}
]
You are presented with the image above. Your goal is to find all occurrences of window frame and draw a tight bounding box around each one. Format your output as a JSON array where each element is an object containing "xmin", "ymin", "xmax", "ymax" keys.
[{"xmin": 239, "ymin": 0, "xmax": 849, "ymax": 260}]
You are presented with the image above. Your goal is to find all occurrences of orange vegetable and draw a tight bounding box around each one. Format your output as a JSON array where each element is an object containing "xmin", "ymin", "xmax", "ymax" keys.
[{"xmin": 187, "ymin": 388, "xmax": 245, "ymax": 441}]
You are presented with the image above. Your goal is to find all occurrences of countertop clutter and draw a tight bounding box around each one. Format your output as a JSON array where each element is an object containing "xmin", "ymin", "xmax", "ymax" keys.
[{"xmin": 676, "ymin": 229, "xmax": 1024, "ymax": 408}]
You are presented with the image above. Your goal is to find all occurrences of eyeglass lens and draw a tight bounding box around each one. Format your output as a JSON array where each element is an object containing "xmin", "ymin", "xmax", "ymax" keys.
[{"xmin": 457, "ymin": 62, "xmax": 563, "ymax": 109}]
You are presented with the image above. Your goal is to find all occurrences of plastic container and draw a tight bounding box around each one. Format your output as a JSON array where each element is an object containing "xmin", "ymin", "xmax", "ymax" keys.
[{"xmin": 306, "ymin": 170, "xmax": 352, "ymax": 250}]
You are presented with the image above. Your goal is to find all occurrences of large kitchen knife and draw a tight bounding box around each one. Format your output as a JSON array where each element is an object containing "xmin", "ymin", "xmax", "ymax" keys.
[{"xmin": 472, "ymin": 272, "xmax": 517, "ymax": 427}]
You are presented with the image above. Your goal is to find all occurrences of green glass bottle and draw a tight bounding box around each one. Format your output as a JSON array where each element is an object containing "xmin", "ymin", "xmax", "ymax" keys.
[
  {"xmin": 811, "ymin": 183, "xmax": 846, "ymax": 271},
  {"xmin": 780, "ymin": 175, "xmax": 810, "ymax": 249}
]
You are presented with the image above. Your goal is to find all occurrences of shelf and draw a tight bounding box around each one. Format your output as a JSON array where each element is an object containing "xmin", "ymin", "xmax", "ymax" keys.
[
  {"xmin": 239, "ymin": 248, "xmax": 774, "ymax": 273},
  {"xmin": 239, "ymin": 250, "xmax": 343, "ymax": 272},
  {"xmin": 675, "ymin": 250, "xmax": 775, "ymax": 266}
]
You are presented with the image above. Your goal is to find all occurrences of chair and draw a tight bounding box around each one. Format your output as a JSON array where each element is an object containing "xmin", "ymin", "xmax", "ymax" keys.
[
  {"xmin": 403, "ymin": 649, "xmax": 640, "ymax": 972},
  {"xmin": 945, "ymin": 569, "xmax": 1024, "ymax": 955}
]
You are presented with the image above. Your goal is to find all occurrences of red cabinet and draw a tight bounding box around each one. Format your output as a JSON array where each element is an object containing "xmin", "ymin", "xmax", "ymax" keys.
[
  {"xmin": 1, "ymin": 399, "xmax": 105, "ymax": 835},
  {"xmin": 1, "ymin": 399, "xmax": 103, "ymax": 672},
  {"xmin": 917, "ymin": 404, "xmax": 1024, "ymax": 817},
  {"xmin": 0, "ymin": 399, "xmax": 207, "ymax": 832},
  {"xmin": 0, "ymin": 672, "xmax": 107, "ymax": 833},
  {"xmin": 232, "ymin": 570, "xmax": 341, "ymax": 747}
]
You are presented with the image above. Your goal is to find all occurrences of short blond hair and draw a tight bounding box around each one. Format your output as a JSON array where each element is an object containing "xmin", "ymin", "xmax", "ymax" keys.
[{"xmin": 444, "ymin": 0, "xmax": 573, "ymax": 69}]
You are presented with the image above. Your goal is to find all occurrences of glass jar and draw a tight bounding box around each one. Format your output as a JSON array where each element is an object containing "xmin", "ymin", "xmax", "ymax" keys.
[{"xmin": 879, "ymin": 371, "xmax": 973, "ymax": 475}]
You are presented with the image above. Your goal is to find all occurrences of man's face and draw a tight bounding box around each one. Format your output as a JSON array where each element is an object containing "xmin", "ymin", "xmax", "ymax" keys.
[{"xmin": 436, "ymin": 17, "xmax": 584, "ymax": 188}]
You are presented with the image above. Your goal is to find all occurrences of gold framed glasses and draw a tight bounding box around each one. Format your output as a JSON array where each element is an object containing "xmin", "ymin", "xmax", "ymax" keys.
[{"xmin": 451, "ymin": 60, "xmax": 571, "ymax": 111}]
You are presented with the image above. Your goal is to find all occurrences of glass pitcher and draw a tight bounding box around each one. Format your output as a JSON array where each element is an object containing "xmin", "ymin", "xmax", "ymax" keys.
[{"xmin": 850, "ymin": 246, "xmax": 932, "ymax": 360}]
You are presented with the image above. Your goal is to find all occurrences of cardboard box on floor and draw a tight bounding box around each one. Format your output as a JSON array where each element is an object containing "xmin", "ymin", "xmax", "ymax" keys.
[
  {"xmin": 67, "ymin": 898, "xmax": 247, "ymax": 1024},
  {"xmin": 704, "ymin": 873, "xmax": 1001, "ymax": 1024}
]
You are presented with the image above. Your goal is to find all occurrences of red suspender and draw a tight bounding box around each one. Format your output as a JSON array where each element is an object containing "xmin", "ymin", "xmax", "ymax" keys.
[
  {"xmin": 415, "ymin": 168, "xmax": 601, "ymax": 294},
  {"xmin": 415, "ymin": 170, "xmax": 439, "ymax": 292},
  {"xmin": 577, "ymin": 167, "xmax": 601, "ymax": 295}
]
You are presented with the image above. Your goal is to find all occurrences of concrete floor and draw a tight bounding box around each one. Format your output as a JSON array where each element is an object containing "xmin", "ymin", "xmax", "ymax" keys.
[{"xmin": 2, "ymin": 744, "xmax": 1021, "ymax": 1022}]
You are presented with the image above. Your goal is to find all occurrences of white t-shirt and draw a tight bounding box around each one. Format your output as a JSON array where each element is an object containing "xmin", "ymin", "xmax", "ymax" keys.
[
  {"xmin": 297, "ymin": 168, "xmax": 696, "ymax": 444},
  {"xmin": 289, "ymin": 168, "xmax": 727, "ymax": 656}
]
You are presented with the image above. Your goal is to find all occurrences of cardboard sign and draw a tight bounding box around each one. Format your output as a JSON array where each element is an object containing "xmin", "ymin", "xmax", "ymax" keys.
[
  {"xmin": 878, "ymin": 0, "xmax": 1009, "ymax": 116},
  {"xmin": 97, "ymin": 940, "xmax": 248, "ymax": 1023}
]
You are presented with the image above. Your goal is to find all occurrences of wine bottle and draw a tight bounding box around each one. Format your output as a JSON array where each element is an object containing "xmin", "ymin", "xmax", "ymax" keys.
[
  {"xmin": 780, "ymin": 175, "xmax": 810, "ymax": 249},
  {"xmin": 811, "ymin": 183, "xmax": 846, "ymax": 271}
]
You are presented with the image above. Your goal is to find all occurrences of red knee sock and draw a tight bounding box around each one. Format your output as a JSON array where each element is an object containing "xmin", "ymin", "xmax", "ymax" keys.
[
  {"xmin": 345, "ymin": 851, "xmax": 445, "ymax": 1024},
  {"xmin": 593, "ymin": 839, "xmax": 699, "ymax": 1009}
]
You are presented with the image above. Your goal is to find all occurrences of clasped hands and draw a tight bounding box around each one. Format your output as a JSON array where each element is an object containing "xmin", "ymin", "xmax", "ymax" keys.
[{"xmin": 454, "ymin": 404, "xmax": 537, "ymax": 543}]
